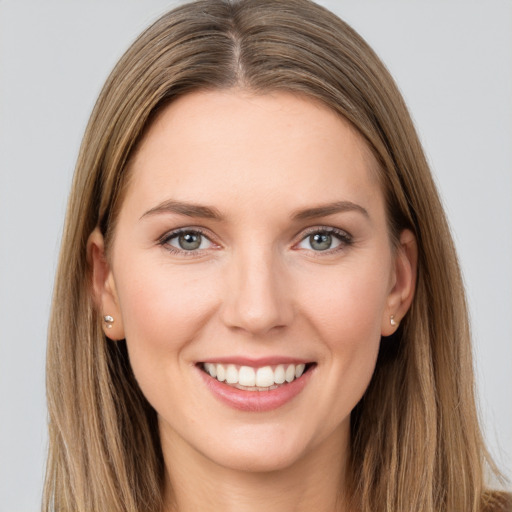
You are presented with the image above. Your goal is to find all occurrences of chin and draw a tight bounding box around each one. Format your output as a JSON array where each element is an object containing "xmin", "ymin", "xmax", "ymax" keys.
[
  {"xmin": 207, "ymin": 442, "xmax": 307, "ymax": 474},
  {"xmin": 198, "ymin": 421, "xmax": 326, "ymax": 474}
]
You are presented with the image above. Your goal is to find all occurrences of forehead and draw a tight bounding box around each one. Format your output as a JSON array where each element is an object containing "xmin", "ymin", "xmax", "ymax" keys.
[{"xmin": 123, "ymin": 89, "xmax": 383, "ymax": 220}]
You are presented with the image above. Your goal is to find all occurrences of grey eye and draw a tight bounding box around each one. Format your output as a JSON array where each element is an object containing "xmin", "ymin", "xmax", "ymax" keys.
[
  {"xmin": 178, "ymin": 232, "xmax": 202, "ymax": 250},
  {"xmin": 167, "ymin": 231, "xmax": 212, "ymax": 251},
  {"xmin": 297, "ymin": 230, "xmax": 344, "ymax": 252},
  {"xmin": 309, "ymin": 232, "xmax": 333, "ymax": 251}
]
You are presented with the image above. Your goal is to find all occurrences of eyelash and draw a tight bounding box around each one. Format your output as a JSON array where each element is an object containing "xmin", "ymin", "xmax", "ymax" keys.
[
  {"xmin": 157, "ymin": 226, "xmax": 353, "ymax": 256},
  {"xmin": 295, "ymin": 226, "xmax": 353, "ymax": 254},
  {"xmin": 158, "ymin": 227, "xmax": 216, "ymax": 257}
]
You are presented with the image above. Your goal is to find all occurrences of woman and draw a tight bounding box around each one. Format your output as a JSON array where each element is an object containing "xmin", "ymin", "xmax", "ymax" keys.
[{"xmin": 44, "ymin": 0, "xmax": 510, "ymax": 511}]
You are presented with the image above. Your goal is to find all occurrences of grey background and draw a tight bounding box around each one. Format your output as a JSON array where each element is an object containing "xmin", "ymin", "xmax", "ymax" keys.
[{"xmin": 1, "ymin": 1, "xmax": 511, "ymax": 510}]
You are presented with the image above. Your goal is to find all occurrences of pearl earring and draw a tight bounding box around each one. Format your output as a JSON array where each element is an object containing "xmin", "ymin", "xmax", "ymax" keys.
[
  {"xmin": 390, "ymin": 315, "xmax": 397, "ymax": 327},
  {"xmin": 103, "ymin": 315, "xmax": 114, "ymax": 328}
]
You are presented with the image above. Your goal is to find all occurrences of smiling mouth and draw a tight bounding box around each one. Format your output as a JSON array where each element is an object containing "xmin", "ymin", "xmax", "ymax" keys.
[{"xmin": 199, "ymin": 362, "xmax": 316, "ymax": 391}]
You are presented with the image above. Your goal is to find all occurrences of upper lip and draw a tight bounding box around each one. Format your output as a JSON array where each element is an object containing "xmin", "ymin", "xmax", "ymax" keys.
[{"xmin": 199, "ymin": 356, "xmax": 313, "ymax": 367}]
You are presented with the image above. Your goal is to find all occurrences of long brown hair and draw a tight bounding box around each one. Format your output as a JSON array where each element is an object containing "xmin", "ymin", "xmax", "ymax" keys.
[{"xmin": 44, "ymin": 1, "xmax": 509, "ymax": 511}]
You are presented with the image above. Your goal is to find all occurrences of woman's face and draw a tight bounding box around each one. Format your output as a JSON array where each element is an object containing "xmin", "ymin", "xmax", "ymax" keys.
[{"xmin": 91, "ymin": 90, "xmax": 415, "ymax": 473}]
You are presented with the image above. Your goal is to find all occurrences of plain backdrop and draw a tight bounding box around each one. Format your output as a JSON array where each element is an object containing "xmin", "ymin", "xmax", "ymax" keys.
[{"xmin": 0, "ymin": 1, "xmax": 511, "ymax": 510}]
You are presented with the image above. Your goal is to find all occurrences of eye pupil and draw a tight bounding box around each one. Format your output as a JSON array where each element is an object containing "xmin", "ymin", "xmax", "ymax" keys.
[
  {"xmin": 310, "ymin": 232, "xmax": 332, "ymax": 251},
  {"xmin": 179, "ymin": 232, "xmax": 202, "ymax": 250}
]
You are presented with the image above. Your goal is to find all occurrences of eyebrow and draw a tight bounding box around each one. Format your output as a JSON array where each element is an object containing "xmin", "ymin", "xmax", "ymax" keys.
[
  {"xmin": 140, "ymin": 199, "xmax": 369, "ymax": 222},
  {"xmin": 140, "ymin": 200, "xmax": 223, "ymax": 221},
  {"xmin": 292, "ymin": 201, "xmax": 369, "ymax": 221}
]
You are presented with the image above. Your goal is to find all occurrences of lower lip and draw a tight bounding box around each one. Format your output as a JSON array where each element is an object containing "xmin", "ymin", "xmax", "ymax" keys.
[{"xmin": 198, "ymin": 366, "xmax": 314, "ymax": 412}]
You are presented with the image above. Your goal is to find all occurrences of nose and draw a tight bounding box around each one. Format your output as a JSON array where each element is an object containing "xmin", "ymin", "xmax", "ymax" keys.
[{"xmin": 220, "ymin": 245, "xmax": 294, "ymax": 336}]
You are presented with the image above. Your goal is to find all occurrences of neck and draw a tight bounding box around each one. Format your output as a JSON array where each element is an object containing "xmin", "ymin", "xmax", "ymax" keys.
[{"xmin": 161, "ymin": 424, "xmax": 350, "ymax": 512}]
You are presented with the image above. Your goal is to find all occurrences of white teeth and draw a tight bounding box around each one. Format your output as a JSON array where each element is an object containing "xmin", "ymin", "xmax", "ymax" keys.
[
  {"xmin": 238, "ymin": 366, "xmax": 256, "ymax": 387},
  {"xmin": 256, "ymin": 366, "xmax": 274, "ymax": 387},
  {"xmin": 204, "ymin": 363, "xmax": 216, "ymax": 378},
  {"xmin": 226, "ymin": 364, "xmax": 238, "ymax": 384},
  {"xmin": 274, "ymin": 365, "xmax": 286, "ymax": 384},
  {"xmin": 202, "ymin": 362, "xmax": 309, "ymax": 389},
  {"xmin": 216, "ymin": 364, "xmax": 226, "ymax": 382},
  {"xmin": 295, "ymin": 363, "xmax": 306, "ymax": 378},
  {"xmin": 285, "ymin": 364, "xmax": 295, "ymax": 383}
]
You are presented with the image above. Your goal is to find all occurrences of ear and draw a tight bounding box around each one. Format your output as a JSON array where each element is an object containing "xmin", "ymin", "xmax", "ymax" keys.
[
  {"xmin": 87, "ymin": 227, "xmax": 125, "ymax": 340},
  {"xmin": 381, "ymin": 229, "xmax": 418, "ymax": 337}
]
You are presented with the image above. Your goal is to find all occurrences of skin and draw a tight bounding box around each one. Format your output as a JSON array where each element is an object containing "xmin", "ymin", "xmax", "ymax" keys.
[{"xmin": 89, "ymin": 90, "xmax": 417, "ymax": 512}]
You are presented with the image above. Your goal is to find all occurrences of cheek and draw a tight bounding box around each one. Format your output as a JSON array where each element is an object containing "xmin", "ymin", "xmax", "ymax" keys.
[
  {"xmin": 300, "ymin": 259, "xmax": 390, "ymax": 343},
  {"xmin": 296, "ymin": 258, "xmax": 390, "ymax": 411},
  {"xmin": 113, "ymin": 255, "xmax": 219, "ymax": 362}
]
